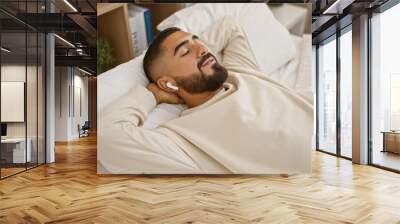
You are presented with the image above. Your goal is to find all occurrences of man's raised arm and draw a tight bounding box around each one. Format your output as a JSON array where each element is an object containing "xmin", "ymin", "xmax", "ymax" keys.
[
  {"xmin": 200, "ymin": 16, "xmax": 261, "ymax": 72},
  {"xmin": 98, "ymin": 86, "xmax": 199, "ymax": 173}
]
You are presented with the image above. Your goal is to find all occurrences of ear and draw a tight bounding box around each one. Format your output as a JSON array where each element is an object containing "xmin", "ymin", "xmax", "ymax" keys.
[{"xmin": 156, "ymin": 76, "xmax": 177, "ymax": 93}]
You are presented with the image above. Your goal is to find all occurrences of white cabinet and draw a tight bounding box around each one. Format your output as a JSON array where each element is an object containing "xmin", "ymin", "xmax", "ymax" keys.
[{"xmin": 1, "ymin": 138, "xmax": 32, "ymax": 163}]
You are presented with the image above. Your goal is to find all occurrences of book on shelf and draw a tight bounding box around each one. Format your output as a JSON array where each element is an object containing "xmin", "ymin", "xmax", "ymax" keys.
[{"xmin": 128, "ymin": 5, "xmax": 153, "ymax": 56}]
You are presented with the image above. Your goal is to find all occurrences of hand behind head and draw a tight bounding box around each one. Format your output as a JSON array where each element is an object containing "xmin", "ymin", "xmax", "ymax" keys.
[{"xmin": 147, "ymin": 83, "xmax": 184, "ymax": 105}]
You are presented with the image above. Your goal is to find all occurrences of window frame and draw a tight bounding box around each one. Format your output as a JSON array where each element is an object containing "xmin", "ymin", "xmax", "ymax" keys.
[
  {"xmin": 368, "ymin": 0, "xmax": 400, "ymax": 173},
  {"xmin": 315, "ymin": 24, "xmax": 353, "ymax": 161}
]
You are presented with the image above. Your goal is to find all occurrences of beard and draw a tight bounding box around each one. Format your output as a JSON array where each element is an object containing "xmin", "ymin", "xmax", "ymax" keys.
[{"xmin": 175, "ymin": 53, "xmax": 228, "ymax": 94}]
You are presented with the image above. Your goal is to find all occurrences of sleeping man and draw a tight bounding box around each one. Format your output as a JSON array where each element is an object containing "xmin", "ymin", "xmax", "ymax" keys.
[{"xmin": 98, "ymin": 17, "xmax": 313, "ymax": 174}]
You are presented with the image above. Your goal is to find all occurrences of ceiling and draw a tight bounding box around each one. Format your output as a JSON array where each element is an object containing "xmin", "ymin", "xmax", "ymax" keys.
[
  {"xmin": 312, "ymin": 0, "xmax": 392, "ymax": 44},
  {"xmin": 5, "ymin": 0, "xmax": 395, "ymax": 73},
  {"xmin": 0, "ymin": 0, "xmax": 96, "ymax": 14},
  {"xmin": 1, "ymin": 32, "xmax": 45, "ymax": 65},
  {"xmin": 0, "ymin": 0, "xmax": 97, "ymax": 74}
]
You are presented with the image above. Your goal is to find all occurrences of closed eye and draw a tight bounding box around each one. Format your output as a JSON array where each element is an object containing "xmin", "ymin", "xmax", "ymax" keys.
[
  {"xmin": 182, "ymin": 50, "xmax": 190, "ymax": 57},
  {"xmin": 181, "ymin": 35, "xmax": 199, "ymax": 57},
  {"xmin": 182, "ymin": 36, "xmax": 198, "ymax": 56}
]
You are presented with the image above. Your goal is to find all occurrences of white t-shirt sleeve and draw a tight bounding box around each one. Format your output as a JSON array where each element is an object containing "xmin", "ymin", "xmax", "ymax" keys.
[
  {"xmin": 98, "ymin": 86, "xmax": 201, "ymax": 173},
  {"xmin": 200, "ymin": 16, "xmax": 260, "ymax": 72}
]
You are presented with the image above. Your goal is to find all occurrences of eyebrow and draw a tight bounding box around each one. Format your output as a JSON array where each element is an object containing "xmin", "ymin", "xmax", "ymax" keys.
[{"xmin": 174, "ymin": 35, "xmax": 199, "ymax": 56}]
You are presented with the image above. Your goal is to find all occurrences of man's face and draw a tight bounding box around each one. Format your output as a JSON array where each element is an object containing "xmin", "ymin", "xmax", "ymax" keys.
[{"xmin": 160, "ymin": 31, "xmax": 228, "ymax": 94}]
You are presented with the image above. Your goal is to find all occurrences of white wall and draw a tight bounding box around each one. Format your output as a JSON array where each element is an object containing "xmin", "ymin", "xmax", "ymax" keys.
[
  {"xmin": 70, "ymin": 72, "xmax": 89, "ymax": 139},
  {"xmin": 54, "ymin": 67, "xmax": 89, "ymax": 141},
  {"xmin": 1, "ymin": 65, "xmax": 39, "ymax": 137},
  {"xmin": 1, "ymin": 64, "xmax": 46, "ymax": 164},
  {"xmin": 55, "ymin": 66, "xmax": 70, "ymax": 141},
  {"xmin": 1, "ymin": 66, "xmax": 26, "ymax": 141}
]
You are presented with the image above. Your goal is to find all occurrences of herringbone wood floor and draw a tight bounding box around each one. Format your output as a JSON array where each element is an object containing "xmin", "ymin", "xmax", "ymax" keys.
[{"xmin": 1, "ymin": 134, "xmax": 400, "ymax": 224}]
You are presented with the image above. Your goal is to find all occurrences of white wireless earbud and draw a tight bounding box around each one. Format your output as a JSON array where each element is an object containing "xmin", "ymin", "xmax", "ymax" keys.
[{"xmin": 166, "ymin": 82, "xmax": 179, "ymax": 91}]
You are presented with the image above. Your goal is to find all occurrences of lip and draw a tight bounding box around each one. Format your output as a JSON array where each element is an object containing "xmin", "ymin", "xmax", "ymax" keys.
[{"xmin": 201, "ymin": 57, "xmax": 215, "ymax": 67}]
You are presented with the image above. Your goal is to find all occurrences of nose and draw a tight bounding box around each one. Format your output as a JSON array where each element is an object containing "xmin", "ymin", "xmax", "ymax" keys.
[
  {"xmin": 200, "ymin": 49, "xmax": 207, "ymax": 57},
  {"xmin": 196, "ymin": 43, "xmax": 208, "ymax": 58}
]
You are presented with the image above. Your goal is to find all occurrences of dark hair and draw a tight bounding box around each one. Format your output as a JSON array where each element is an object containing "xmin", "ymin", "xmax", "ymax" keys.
[{"xmin": 143, "ymin": 27, "xmax": 181, "ymax": 82}]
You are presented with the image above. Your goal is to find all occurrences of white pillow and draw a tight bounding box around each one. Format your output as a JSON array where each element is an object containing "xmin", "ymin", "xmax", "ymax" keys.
[
  {"xmin": 157, "ymin": 3, "xmax": 245, "ymax": 34},
  {"xmin": 157, "ymin": 3, "xmax": 296, "ymax": 74},
  {"xmin": 97, "ymin": 53, "xmax": 185, "ymax": 128},
  {"xmin": 97, "ymin": 53, "xmax": 148, "ymax": 112}
]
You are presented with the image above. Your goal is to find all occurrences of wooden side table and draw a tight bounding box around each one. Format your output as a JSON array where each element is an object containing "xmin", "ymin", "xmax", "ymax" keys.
[{"xmin": 381, "ymin": 131, "xmax": 400, "ymax": 154}]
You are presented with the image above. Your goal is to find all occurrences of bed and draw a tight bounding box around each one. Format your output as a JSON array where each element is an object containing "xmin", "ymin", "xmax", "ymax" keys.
[{"xmin": 97, "ymin": 3, "xmax": 313, "ymax": 173}]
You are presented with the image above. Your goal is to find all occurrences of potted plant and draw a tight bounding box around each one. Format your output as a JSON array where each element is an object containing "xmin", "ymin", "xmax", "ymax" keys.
[{"xmin": 97, "ymin": 38, "xmax": 115, "ymax": 74}]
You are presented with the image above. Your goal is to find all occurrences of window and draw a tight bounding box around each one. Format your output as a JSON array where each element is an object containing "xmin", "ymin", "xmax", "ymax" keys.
[
  {"xmin": 317, "ymin": 36, "xmax": 337, "ymax": 154},
  {"xmin": 370, "ymin": 2, "xmax": 400, "ymax": 171},
  {"xmin": 340, "ymin": 29, "xmax": 352, "ymax": 158},
  {"xmin": 390, "ymin": 74, "xmax": 400, "ymax": 130},
  {"xmin": 0, "ymin": 1, "xmax": 47, "ymax": 179}
]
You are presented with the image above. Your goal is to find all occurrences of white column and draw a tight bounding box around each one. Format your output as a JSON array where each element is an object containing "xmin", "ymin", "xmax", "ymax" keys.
[
  {"xmin": 54, "ymin": 67, "xmax": 73, "ymax": 141},
  {"xmin": 46, "ymin": 32, "xmax": 55, "ymax": 163},
  {"xmin": 352, "ymin": 14, "xmax": 369, "ymax": 164}
]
